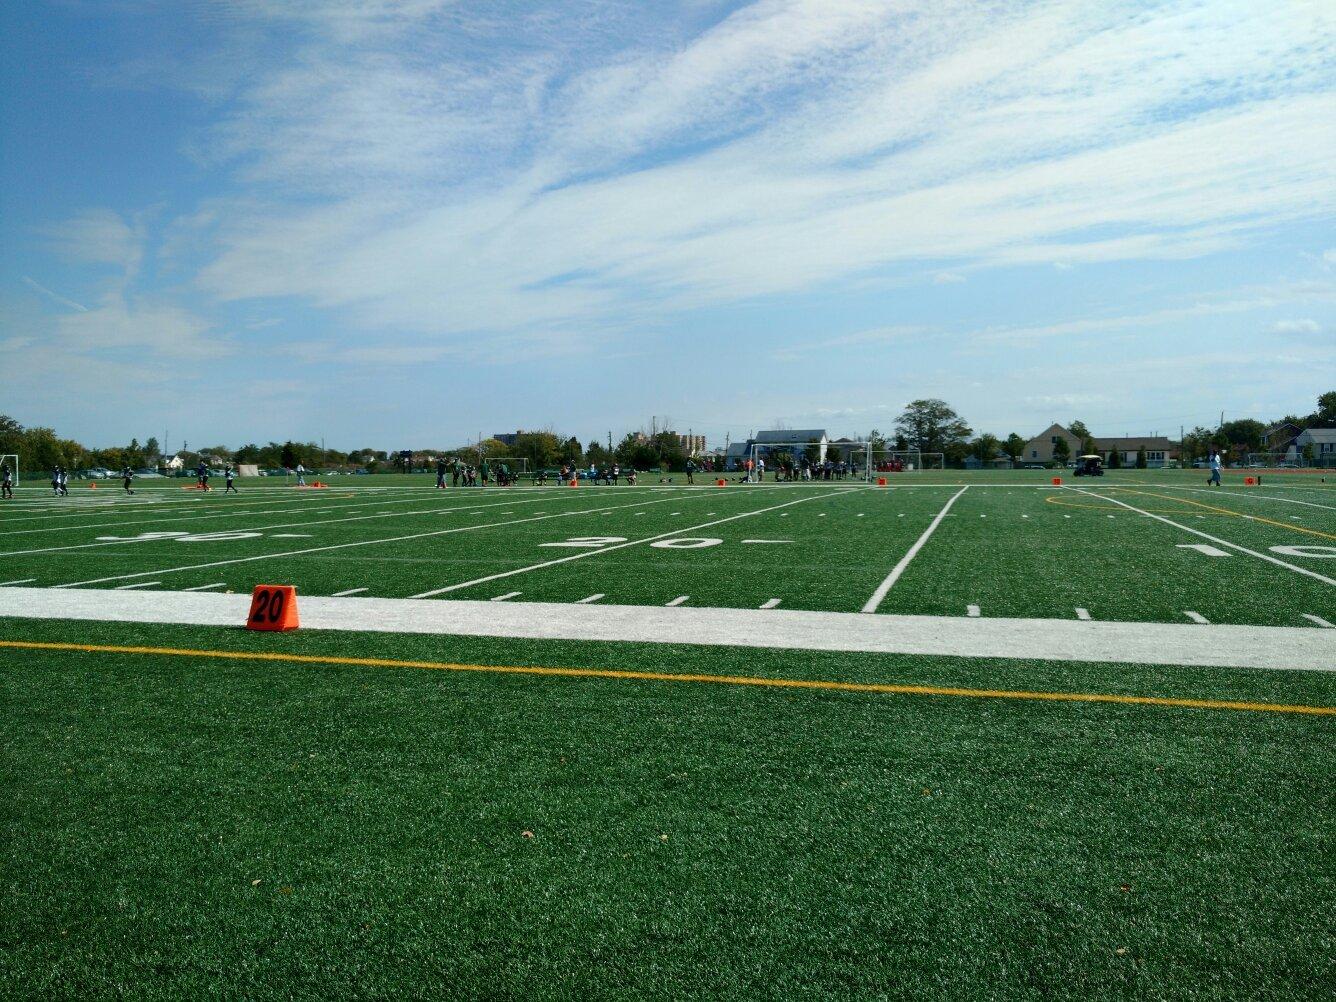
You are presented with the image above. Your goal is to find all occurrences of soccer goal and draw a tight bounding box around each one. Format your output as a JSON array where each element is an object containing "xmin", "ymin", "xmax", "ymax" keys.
[
  {"xmin": 746, "ymin": 442, "xmax": 830, "ymax": 481},
  {"xmin": 863, "ymin": 449, "xmax": 945, "ymax": 476},
  {"xmin": 1245, "ymin": 451, "xmax": 1303, "ymax": 469},
  {"xmin": 0, "ymin": 453, "xmax": 17, "ymax": 484}
]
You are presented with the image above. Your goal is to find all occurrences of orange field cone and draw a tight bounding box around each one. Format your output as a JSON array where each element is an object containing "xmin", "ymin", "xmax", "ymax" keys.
[
  {"xmin": 568, "ymin": 479, "xmax": 579, "ymax": 487},
  {"xmin": 715, "ymin": 478, "xmax": 726, "ymax": 487},
  {"xmin": 246, "ymin": 585, "xmax": 300, "ymax": 632},
  {"xmin": 1244, "ymin": 476, "xmax": 1256, "ymax": 486},
  {"xmin": 1052, "ymin": 477, "xmax": 1063, "ymax": 485},
  {"xmin": 89, "ymin": 482, "xmax": 97, "ymax": 489},
  {"xmin": 876, "ymin": 477, "xmax": 887, "ymax": 487}
]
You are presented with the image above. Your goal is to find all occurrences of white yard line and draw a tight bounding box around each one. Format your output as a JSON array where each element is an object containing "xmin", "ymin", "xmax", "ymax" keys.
[
  {"xmin": 491, "ymin": 592, "xmax": 522, "ymax": 602},
  {"xmin": 182, "ymin": 582, "xmax": 227, "ymax": 592},
  {"xmin": 666, "ymin": 595, "xmax": 690, "ymax": 606},
  {"xmin": 3, "ymin": 587, "xmax": 1332, "ymax": 672},
  {"xmin": 48, "ymin": 492, "xmax": 711, "ymax": 591},
  {"xmin": 1301, "ymin": 614, "xmax": 1334, "ymax": 629},
  {"xmin": 1064, "ymin": 486, "xmax": 1336, "ymax": 587},
  {"xmin": 760, "ymin": 598, "xmax": 782, "ymax": 609},
  {"xmin": 114, "ymin": 581, "xmax": 161, "ymax": 590},
  {"xmin": 1075, "ymin": 607, "xmax": 1092, "ymax": 621},
  {"xmin": 576, "ymin": 593, "xmax": 606, "ymax": 604},
  {"xmin": 967, "ymin": 605, "xmax": 981, "ymax": 617},
  {"xmin": 861, "ymin": 487, "xmax": 970, "ymax": 614},
  {"xmin": 408, "ymin": 489, "xmax": 849, "ymax": 599},
  {"xmin": 331, "ymin": 587, "xmax": 369, "ymax": 597},
  {"xmin": 1156, "ymin": 487, "xmax": 1336, "ymax": 511},
  {"xmin": 0, "ymin": 578, "xmax": 37, "ymax": 586},
  {"xmin": 1184, "ymin": 611, "xmax": 1210, "ymax": 624}
]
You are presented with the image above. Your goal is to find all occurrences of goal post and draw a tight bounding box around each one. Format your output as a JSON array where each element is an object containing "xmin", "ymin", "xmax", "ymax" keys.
[
  {"xmin": 1245, "ymin": 451, "xmax": 1303, "ymax": 469},
  {"xmin": 0, "ymin": 453, "xmax": 16, "ymax": 484},
  {"xmin": 863, "ymin": 449, "xmax": 944, "ymax": 476}
]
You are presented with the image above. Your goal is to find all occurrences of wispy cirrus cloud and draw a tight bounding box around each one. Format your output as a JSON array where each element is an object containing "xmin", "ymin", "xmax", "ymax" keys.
[{"xmin": 168, "ymin": 0, "xmax": 1336, "ymax": 343}]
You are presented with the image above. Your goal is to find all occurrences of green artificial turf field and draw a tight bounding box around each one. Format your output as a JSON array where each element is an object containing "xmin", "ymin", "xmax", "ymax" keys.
[{"xmin": 2, "ymin": 469, "xmax": 1333, "ymax": 998}]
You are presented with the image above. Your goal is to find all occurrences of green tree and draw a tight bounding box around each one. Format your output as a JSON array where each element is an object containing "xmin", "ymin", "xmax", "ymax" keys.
[
  {"xmin": 894, "ymin": 399, "xmax": 972, "ymax": 454},
  {"xmin": 973, "ymin": 433, "xmax": 1000, "ymax": 462},
  {"xmin": 1220, "ymin": 419, "xmax": 1266, "ymax": 452},
  {"xmin": 0, "ymin": 415, "xmax": 24, "ymax": 459},
  {"xmin": 1136, "ymin": 445, "xmax": 1148, "ymax": 469},
  {"xmin": 1052, "ymin": 437, "xmax": 1071, "ymax": 467},
  {"xmin": 1068, "ymin": 420, "xmax": 1091, "ymax": 441},
  {"xmin": 1302, "ymin": 442, "xmax": 1315, "ymax": 465},
  {"xmin": 1107, "ymin": 447, "xmax": 1122, "ymax": 469},
  {"xmin": 1316, "ymin": 391, "xmax": 1336, "ymax": 425},
  {"xmin": 280, "ymin": 442, "xmax": 299, "ymax": 469},
  {"xmin": 1003, "ymin": 432, "xmax": 1026, "ymax": 464}
]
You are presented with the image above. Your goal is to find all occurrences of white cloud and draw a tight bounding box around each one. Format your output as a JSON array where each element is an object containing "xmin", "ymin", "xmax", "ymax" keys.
[
  {"xmin": 166, "ymin": 0, "xmax": 1336, "ymax": 344},
  {"xmin": 38, "ymin": 209, "xmax": 141, "ymax": 270},
  {"xmin": 1267, "ymin": 318, "xmax": 1321, "ymax": 335}
]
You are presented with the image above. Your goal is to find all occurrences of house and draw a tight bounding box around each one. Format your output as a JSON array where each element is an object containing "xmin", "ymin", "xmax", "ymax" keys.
[
  {"xmin": 1295, "ymin": 428, "xmax": 1336, "ymax": 466},
  {"xmin": 723, "ymin": 442, "xmax": 750, "ymax": 471},
  {"xmin": 1093, "ymin": 436, "xmax": 1178, "ymax": 468},
  {"xmin": 1021, "ymin": 424, "xmax": 1083, "ymax": 465}
]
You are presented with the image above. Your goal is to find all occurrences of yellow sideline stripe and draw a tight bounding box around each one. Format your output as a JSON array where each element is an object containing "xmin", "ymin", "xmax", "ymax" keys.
[
  {"xmin": 2, "ymin": 640, "xmax": 1332, "ymax": 716},
  {"xmin": 1125, "ymin": 490, "xmax": 1336, "ymax": 541}
]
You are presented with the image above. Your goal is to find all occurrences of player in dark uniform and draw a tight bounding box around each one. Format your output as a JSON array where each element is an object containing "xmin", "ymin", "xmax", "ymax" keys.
[
  {"xmin": 1, "ymin": 463, "xmax": 13, "ymax": 499},
  {"xmin": 436, "ymin": 458, "xmax": 447, "ymax": 489},
  {"xmin": 224, "ymin": 465, "xmax": 238, "ymax": 494},
  {"xmin": 121, "ymin": 466, "xmax": 135, "ymax": 495}
]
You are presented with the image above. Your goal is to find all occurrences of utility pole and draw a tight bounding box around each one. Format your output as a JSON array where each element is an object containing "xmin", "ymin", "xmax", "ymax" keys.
[{"xmin": 607, "ymin": 430, "xmax": 612, "ymax": 452}]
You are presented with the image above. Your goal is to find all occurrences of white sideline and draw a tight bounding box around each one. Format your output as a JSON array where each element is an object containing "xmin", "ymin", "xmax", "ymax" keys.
[{"xmin": 0, "ymin": 588, "xmax": 1332, "ymax": 672}]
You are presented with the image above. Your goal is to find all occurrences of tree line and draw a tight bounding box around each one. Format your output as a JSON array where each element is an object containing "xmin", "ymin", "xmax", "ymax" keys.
[{"xmin": 3, "ymin": 391, "xmax": 1330, "ymax": 475}]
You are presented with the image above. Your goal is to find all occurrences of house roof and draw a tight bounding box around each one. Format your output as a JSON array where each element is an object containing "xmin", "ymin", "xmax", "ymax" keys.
[
  {"xmin": 1024, "ymin": 423, "xmax": 1076, "ymax": 444},
  {"xmin": 724, "ymin": 442, "xmax": 750, "ymax": 457},
  {"xmin": 754, "ymin": 429, "xmax": 827, "ymax": 443},
  {"xmin": 1297, "ymin": 427, "xmax": 1336, "ymax": 443}
]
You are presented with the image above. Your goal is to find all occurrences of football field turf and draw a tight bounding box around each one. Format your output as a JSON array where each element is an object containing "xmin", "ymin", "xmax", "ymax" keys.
[{"xmin": 2, "ymin": 470, "xmax": 1333, "ymax": 998}]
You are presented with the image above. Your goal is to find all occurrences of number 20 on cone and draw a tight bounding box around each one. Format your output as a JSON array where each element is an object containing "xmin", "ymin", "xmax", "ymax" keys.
[{"xmin": 246, "ymin": 585, "xmax": 300, "ymax": 631}]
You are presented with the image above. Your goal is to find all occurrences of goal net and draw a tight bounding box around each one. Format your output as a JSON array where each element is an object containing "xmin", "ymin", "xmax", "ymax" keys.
[
  {"xmin": 1245, "ymin": 451, "xmax": 1303, "ymax": 469},
  {"xmin": 0, "ymin": 453, "xmax": 16, "ymax": 484},
  {"xmin": 237, "ymin": 464, "xmax": 260, "ymax": 477},
  {"xmin": 746, "ymin": 441, "xmax": 833, "ymax": 480},
  {"xmin": 864, "ymin": 450, "xmax": 945, "ymax": 475}
]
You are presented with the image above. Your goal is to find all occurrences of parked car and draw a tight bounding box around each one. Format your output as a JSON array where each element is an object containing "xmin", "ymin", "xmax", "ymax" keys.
[{"xmin": 84, "ymin": 468, "xmax": 112, "ymax": 479}]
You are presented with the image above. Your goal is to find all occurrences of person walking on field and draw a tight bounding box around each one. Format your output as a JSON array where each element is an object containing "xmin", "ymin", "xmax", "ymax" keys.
[
  {"xmin": 1207, "ymin": 449, "xmax": 1222, "ymax": 487},
  {"xmin": 224, "ymin": 465, "xmax": 239, "ymax": 494},
  {"xmin": 121, "ymin": 466, "xmax": 136, "ymax": 495},
  {"xmin": 1, "ymin": 463, "xmax": 13, "ymax": 499}
]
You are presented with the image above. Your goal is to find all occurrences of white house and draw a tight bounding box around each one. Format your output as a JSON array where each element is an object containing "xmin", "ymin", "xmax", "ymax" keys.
[{"xmin": 1295, "ymin": 428, "xmax": 1336, "ymax": 465}]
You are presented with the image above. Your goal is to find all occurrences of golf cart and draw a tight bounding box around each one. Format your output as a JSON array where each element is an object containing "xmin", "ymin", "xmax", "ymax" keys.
[{"xmin": 1074, "ymin": 454, "xmax": 1104, "ymax": 477}]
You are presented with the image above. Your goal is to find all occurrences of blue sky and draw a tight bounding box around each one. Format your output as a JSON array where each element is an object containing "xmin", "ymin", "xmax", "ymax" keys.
[{"xmin": 2, "ymin": 0, "xmax": 1333, "ymax": 451}]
